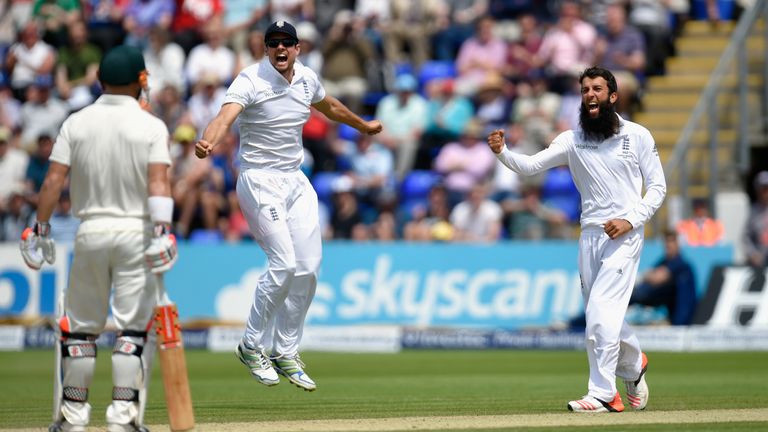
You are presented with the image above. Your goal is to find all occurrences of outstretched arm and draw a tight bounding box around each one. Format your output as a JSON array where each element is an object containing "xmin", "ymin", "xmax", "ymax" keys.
[
  {"xmin": 195, "ymin": 103, "xmax": 243, "ymax": 159},
  {"xmin": 312, "ymin": 95, "xmax": 383, "ymax": 135},
  {"xmin": 488, "ymin": 128, "xmax": 568, "ymax": 176}
]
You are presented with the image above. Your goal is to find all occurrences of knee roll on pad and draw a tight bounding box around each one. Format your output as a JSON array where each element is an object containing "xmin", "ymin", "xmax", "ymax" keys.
[
  {"xmin": 61, "ymin": 336, "xmax": 98, "ymax": 403},
  {"xmin": 112, "ymin": 334, "xmax": 146, "ymax": 393}
]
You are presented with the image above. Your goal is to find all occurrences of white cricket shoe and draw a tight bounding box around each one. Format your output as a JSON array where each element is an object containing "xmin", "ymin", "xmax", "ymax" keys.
[
  {"xmin": 625, "ymin": 352, "xmax": 649, "ymax": 410},
  {"xmin": 272, "ymin": 355, "xmax": 317, "ymax": 392},
  {"xmin": 235, "ymin": 342, "xmax": 279, "ymax": 386},
  {"xmin": 567, "ymin": 392, "xmax": 625, "ymax": 413}
]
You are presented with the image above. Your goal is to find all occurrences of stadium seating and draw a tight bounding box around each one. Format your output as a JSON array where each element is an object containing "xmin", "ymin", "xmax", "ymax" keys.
[
  {"xmin": 417, "ymin": 60, "xmax": 457, "ymax": 92},
  {"xmin": 311, "ymin": 171, "xmax": 343, "ymax": 207},
  {"xmin": 540, "ymin": 167, "xmax": 581, "ymax": 223}
]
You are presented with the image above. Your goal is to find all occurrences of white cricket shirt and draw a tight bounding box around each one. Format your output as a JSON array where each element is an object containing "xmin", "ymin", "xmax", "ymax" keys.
[
  {"xmin": 223, "ymin": 58, "xmax": 326, "ymax": 172},
  {"xmin": 49, "ymin": 95, "xmax": 171, "ymax": 220},
  {"xmin": 496, "ymin": 115, "xmax": 666, "ymax": 229}
]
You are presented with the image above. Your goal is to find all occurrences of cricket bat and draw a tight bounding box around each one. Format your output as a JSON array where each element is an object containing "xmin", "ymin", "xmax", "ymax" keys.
[{"xmin": 154, "ymin": 275, "xmax": 196, "ymax": 431}]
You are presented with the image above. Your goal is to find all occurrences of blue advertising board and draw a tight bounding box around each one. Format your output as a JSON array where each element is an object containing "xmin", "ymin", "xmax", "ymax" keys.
[{"xmin": 0, "ymin": 241, "xmax": 733, "ymax": 330}]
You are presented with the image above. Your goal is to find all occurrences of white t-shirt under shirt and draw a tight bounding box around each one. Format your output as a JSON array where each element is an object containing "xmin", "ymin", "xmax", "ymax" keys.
[
  {"xmin": 496, "ymin": 115, "xmax": 666, "ymax": 229},
  {"xmin": 49, "ymin": 95, "xmax": 171, "ymax": 220},
  {"xmin": 224, "ymin": 58, "xmax": 326, "ymax": 173}
]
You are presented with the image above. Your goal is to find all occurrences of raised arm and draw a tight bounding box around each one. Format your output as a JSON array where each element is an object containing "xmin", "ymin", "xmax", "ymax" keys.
[
  {"xmin": 195, "ymin": 102, "xmax": 243, "ymax": 159},
  {"xmin": 312, "ymin": 95, "xmax": 382, "ymax": 135},
  {"xmin": 488, "ymin": 129, "xmax": 568, "ymax": 176}
]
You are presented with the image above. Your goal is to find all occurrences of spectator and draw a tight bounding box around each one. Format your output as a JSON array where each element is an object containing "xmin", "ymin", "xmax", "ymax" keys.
[
  {"xmin": 433, "ymin": 119, "xmax": 496, "ymax": 206},
  {"xmin": 453, "ymin": 15, "xmax": 507, "ymax": 96},
  {"xmin": 150, "ymin": 82, "xmax": 185, "ymax": 133},
  {"xmin": 321, "ymin": 10, "xmax": 374, "ymax": 114},
  {"xmin": 270, "ymin": 0, "xmax": 315, "ymax": 25},
  {"xmin": 473, "ymin": 72, "xmax": 512, "ymax": 133},
  {"xmin": 169, "ymin": 123, "xmax": 215, "ymax": 238},
  {"xmin": 81, "ymin": 0, "xmax": 128, "ymax": 54},
  {"xmin": 510, "ymin": 72, "xmax": 561, "ymax": 151},
  {"xmin": 0, "ymin": 76, "xmax": 22, "ymax": 131},
  {"xmin": 19, "ymin": 74, "xmax": 69, "ymax": 150},
  {"xmin": 170, "ymin": 0, "xmax": 223, "ymax": 55},
  {"xmin": 630, "ymin": 229, "xmax": 697, "ymax": 325},
  {"xmin": 314, "ymin": 0, "xmax": 356, "ymax": 36},
  {"xmin": 236, "ymin": 28, "xmax": 266, "ymax": 69},
  {"xmin": 342, "ymin": 129, "xmax": 396, "ymax": 212},
  {"xmin": 5, "ymin": 21, "xmax": 57, "ymax": 101},
  {"xmin": 25, "ymin": 133, "xmax": 53, "ymax": 195},
  {"xmin": 432, "ymin": 0, "xmax": 489, "ymax": 61},
  {"xmin": 374, "ymin": 73, "xmax": 428, "ymax": 180},
  {"xmin": 594, "ymin": 4, "xmax": 646, "ymax": 117},
  {"xmin": 533, "ymin": 1, "xmax": 596, "ymax": 94},
  {"xmin": 676, "ymin": 197, "xmax": 725, "ymax": 247},
  {"xmin": 744, "ymin": 171, "xmax": 768, "ymax": 268},
  {"xmin": 55, "ymin": 19, "xmax": 101, "ymax": 111},
  {"xmin": 383, "ymin": 0, "xmax": 443, "ymax": 69},
  {"xmin": 402, "ymin": 183, "xmax": 453, "ymax": 242},
  {"xmin": 47, "ymin": 190, "xmax": 80, "ymax": 242},
  {"xmin": 327, "ymin": 175, "xmax": 365, "ymax": 240},
  {"xmin": 296, "ymin": 21, "xmax": 322, "ymax": 74},
  {"xmin": 449, "ymin": 182, "xmax": 502, "ymax": 242},
  {"xmin": 185, "ymin": 17, "xmax": 238, "ymax": 89},
  {"xmin": 185, "ymin": 72, "xmax": 226, "ymax": 138},
  {"xmin": 122, "ymin": 0, "xmax": 174, "ymax": 50},
  {"xmin": 143, "ymin": 25, "xmax": 186, "ymax": 95},
  {"xmin": 503, "ymin": 183, "xmax": 570, "ymax": 240},
  {"xmin": 629, "ymin": 0, "xmax": 674, "ymax": 76},
  {"xmin": 32, "ymin": 0, "xmax": 82, "ymax": 48},
  {"xmin": 0, "ymin": 186, "xmax": 33, "ymax": 241},
  {"xmin": 223, "ymin": 0, "xmax": 268, "ymax": 54},
  {"xmin": 0, "ymin": 126, "xmax": 30, "ymax": 212},
  {"xmin": 418, "ymin": 78, "xmax": 474, "ymax": 169},
  {"xmin": 503, "ymin": 12, "xmax": 542, "ymax": 81},
  {"xmin": 491, "ymin": 123, "xmax": 538, "ymax": 202}
]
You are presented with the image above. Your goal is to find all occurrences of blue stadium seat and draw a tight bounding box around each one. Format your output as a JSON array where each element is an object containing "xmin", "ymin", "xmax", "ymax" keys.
[
  {"xmin": 540, "ymin": 167, "xmax": 581, "ymax": 223},
  {"xmin": 311, "ymin": 171, "xmax": 342, "ymax": 206},
  {"xmin": 400, "ymin": 170, "xmax": 442, "ymax": 203},
  {"xmin": 338, "ymin": 123, "xmax": 361, "ymax": 142},
  {"xmin": 417, "ymin": 60, "xmax": 457, "ymax": 89}
]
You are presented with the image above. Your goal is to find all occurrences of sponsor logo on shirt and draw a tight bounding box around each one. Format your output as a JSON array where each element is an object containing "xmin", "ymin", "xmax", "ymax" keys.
[
  {"xmin": 575, "ymin": 144, "xmax": 599, "ymax": 150},
  {"xmin": 263, "ymin": 88, "xmax": 287, "ymax": 98}
]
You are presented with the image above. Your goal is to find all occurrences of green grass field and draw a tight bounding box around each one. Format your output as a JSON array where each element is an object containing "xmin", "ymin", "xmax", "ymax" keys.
[{"xmin": 1, "ymin": 349, "xmax": 767, "ymax": 431}]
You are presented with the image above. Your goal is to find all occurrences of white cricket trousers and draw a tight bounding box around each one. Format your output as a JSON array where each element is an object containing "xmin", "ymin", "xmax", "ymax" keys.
[
  {"xmin": 236, "ymin": 168, "xmax": 322, "ymax": 357},
  {"xmin": 578, "ymin": 226, "xmax": 645, "ymax": 401}
]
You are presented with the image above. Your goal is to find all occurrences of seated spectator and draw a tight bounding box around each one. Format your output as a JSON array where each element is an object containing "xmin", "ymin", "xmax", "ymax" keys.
[
  {"xmin": 453, "ymin": 15, "xmax": 507, "ymax": 96},
  {"xmin": 431, "ymin": 0, "xmax": 488, "ymax": 61},
  {"xmin": 676, "ymin": 198, "xmax": 725, "ymax": 246},
  {"xmin": 433, "ymin": 119, "xmax": 496, "ymax": 206},
  {"xmin": 630, "ymin": 229, "xmax": 697, "ymax": 325},
  {"xmin": 295, "ymin": 22, "xmax": 322, "ymax": 74},
  {"xmin": 403, "ymin": 183, "xmax": 453, "ymax": 242},
  {"xmin": 185, "ymin": 18, "xmax": 238, "ymax": 89},
  {"xmin": 374, "ymin": 73, "xmax": 428, "ymax": 180},
  {"xmin": 223, "ymin": 0, "xmax": 268, "ymax": 54},
  {"xmin": 0, "ymin": 127, "xmax": 29, "ymax": 213},
  {"xmin": 370, "ymin": 210, "xmax": 398, "ymax": 241},
  {"xmin": 0, "ymin": 75, "xmax": 22, "ymax": 131},
  {"xmin": 19, "ymin": 74, "xmax": 69, "ymax": 150},
  {"xmin": 185, "ymin": 72, "xmax": 226, "ymax": 137},
  {"xmin": 33, "ymin": 0, "xmax": 82, "ymax": 48},
  {"xmin": 327, "ymin": 175, "xmax": 365, "ymax": 240},
  {"xmin": 55, "ymin": 20, "xmax": 102, "ymax": 111},
  {"xmin": 629, "ymin": 0, "xmax": 674, "ymax": 76},
  {"xmin": 321, "ymin": 10, "xmax": 374, "ymax": 114},
  {"xmin": 503, "ymin": 183, "xmax": 570, "ymax": 240},
  {"xmin": 150, "ymin": 82, "xmax": 186, "ymax": 133},
  {"xmin": 342, "ymin": 130, "xmax": 396, "ymax": 212},
  {"xmin": 594, "ymin": 4, "xmax": 646, "ymax": 117},
  {"xmin": 449, "ymin": 182, "xmax": 502, "ymax": 242},
  {"xmin": 171, "ymin": 0, "xmax": 224, "ymax": 55},
  {"xmin": 533, "ymin": 1, "xmax": 596, "ymax": 94},
  {"xmin": 144, "ymin": 26, "xmax": 186, "ymax": 96},
  {"xmin": 5, "ymin": 21, "xmax": 56, "ymax": 101},
  {"xmin": 744, "ymin": 171, "xmax": 768, "ymax": 268},
  {"xmin": 170, "ymin": 123, "xmax": 216, "ymax": 238},
  {"xmin": 473, "ymin": 72, "xmax": 512, "ymax": 133},
  {"xmin": 122, "ymin": 0, "xmax": 174, "ymax": 50},
  {"xmin": 384, "ymin": 0, "xmax": 442, "ymax": 68},
  {"xmin": 503, "ymin": 12, "xmax": 542, "ymax": 81},
  {"xmin": 25, "ymin": 134, "xmax": 54, "ymax": 198},
  {"xmin": 0, "ymin": 185, "xmax": 33, "ymax": 241},
  {"xmin": 48, "ymin": 190, "xmax": 80, "ymax": 242},
  {"xmin": 510, "ymin": 72, "xmax": 561, "ymax": 151}
]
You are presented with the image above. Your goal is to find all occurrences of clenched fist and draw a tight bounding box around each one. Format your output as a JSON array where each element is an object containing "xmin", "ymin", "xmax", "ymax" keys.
[
  {"xmin": 361, "ymin": 120, "xmax": 383, "ymax": 136},
  {"xmin": 487, "ymin": 129, "xmax": 505, "ymax": 154},
  {"xmin": 195, "ymin": 139, "xmax": 213, "ymax": 159}
]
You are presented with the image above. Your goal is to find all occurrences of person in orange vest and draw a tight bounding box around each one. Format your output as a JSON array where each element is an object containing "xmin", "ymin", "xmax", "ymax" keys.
[{"xmin": 676, "ymin": 198, "xmax": 724, "ymax": 246}]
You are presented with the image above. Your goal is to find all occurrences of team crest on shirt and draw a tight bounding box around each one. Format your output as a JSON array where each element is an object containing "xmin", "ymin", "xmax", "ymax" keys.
[
  {"xmin": 269, "ymin": 206, "xmax": 279, "ymax": 221},
  {"xmin": 618, "ymin": 135, "xmax": 633, "ymax": 159},
  {"xmin": 302, "ymin": 81, "xmax": 310, "ymax": 103}
]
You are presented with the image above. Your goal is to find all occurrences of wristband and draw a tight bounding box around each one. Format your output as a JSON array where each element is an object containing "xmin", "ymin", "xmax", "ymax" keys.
[
  {"xmin": 148, "ymin": 196, "xmax": 174, "ymax": 224},
  {"xmin": 34, "ymin": 221, "xmax": 51, "ymax": 236}
]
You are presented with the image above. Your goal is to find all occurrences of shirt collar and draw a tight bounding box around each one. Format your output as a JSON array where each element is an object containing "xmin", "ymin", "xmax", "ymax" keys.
[
  {"xmin": 95, "ymin": 94, "xmax": 141, "ymax": 107},
  {"xmin": 261, "ymin": 57, "xmax": 306, "ymax": 85}
]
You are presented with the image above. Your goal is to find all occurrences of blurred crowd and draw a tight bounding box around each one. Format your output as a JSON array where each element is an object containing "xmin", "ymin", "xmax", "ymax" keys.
[{"xmin": 0, "ymin": 0, "xmax": 748, "ymax": 244}]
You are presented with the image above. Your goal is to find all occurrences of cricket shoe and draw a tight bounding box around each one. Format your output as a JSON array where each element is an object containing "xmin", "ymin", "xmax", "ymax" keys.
[
  {"xmin": 272, "ymin": 355, "xmax": 317, "ymax": 392},
  {"xmin": 624, "ymin": 352, "xmax": 649, "ymax": 410},
  {"xmin": 235, "ymin": 342, "xmax": 280, "ymax": 386},
  {"xmin": 567, "ymin": 392, "xmax": 625, "ymax": 413}
]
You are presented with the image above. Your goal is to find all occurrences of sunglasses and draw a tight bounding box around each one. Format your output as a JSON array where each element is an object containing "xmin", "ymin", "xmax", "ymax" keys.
[{"xmin": 266, "ymin": 38, "xmax": 298, "ymax": 48}]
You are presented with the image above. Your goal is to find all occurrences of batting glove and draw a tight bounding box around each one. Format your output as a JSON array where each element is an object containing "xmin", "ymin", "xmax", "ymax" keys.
[
  {"xmin": 20, "ymin": 222, "xmax": 56, "ymax": 270},
  {"xmin": 144, "ymin": 224, "xmax": 178, "ymax": 274}
]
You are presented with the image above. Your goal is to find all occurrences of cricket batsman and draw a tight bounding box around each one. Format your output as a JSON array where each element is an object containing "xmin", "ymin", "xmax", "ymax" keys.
[{"xmin": 20, "ymin": 45, "xmax": 177, "ymax": 432}]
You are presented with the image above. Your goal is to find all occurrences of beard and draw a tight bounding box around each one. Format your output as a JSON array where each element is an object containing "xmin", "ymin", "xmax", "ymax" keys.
[{"xmin": 579, "ymin": 99, "xmax": 620, "ymax": 142}]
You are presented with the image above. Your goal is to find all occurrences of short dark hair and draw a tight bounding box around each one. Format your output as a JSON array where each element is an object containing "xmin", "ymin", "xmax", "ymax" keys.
[
  {"xmin": 663, "ymin": 228, "xmax": 678, "ymax": 241},
  {"xmin": 579, "ymin": 67, "xmax": 618, "ymax": 94}
]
